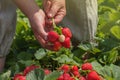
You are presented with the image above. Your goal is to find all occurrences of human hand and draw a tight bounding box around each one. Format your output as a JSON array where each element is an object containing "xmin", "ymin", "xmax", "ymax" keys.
[
  {"xmin": 43, "ymin": 0, "xmax": 66, "ymax": 25},
  {"xmin": 28, "ymin": 9, "xmax": 52, "ymax": 49}
]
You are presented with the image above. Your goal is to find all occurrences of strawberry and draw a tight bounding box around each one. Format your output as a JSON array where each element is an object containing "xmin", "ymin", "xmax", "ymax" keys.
[
  {"xmin": 62, "ymin": 37, "xmax": 71, "ymax": 48},
  {"xmin": 23, "ymin": 65, "xmax": 39, "ymax": 76},
  {"xmin": 72, "ymin": 71, "xmax": 80, "ymax": 78},
  {"xmin": 71, "ymin": 65, "xmax": 79, "ymax": 72},
  {"xmin": 81, "ymin": 63, "xmax": 93, "ymax": 70},
  {"xmin": 44, "ymin": 69, "xmax": 51, "ymax": 75},
  {"xmin": 53, "ymin": 41, "xmax": 62, "ymax": 51},
  {"xmin": 62, "ymin": 27, "xmax": 72, "ymax": 38},
  {"xmin": 69, "ymin": 77, "xmax": 75, "ymax": 80},
  {"xmin": 47, "ymin": 31, "xmax": 59, "ymax": 42},
  {"xmin": 13, "ymin": 74, "xmax": 26, "ymax": 80},
  {"xmin": 61, "ymin": 64, "xmax": 70, "ymax": 72},
  {"xmin": 63, "ymin": 73, "xmax": 71, "ymax": 80},
  {"xmin": 59, "ymin": 34, "xmax": 65, "ymax": 42},
  {"xmin": 86, "ymin": 71, "xmax": 100, "ymax": 80},
  {"xmin": 79, "ymin": 76, "xmax": 86, "ymax": 80}
]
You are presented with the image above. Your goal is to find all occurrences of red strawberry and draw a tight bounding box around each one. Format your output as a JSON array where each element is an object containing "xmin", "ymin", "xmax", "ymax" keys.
[
  {"xmin": 62, "ymin": 27, "xmax": 72, "ymax": 38},
  {"xmin": 59, "ymin": 34, "xmax": 65, "ymax": 42},
  {"xmin": 61, "ymin": 64, "xmax": 70, "ymax": 72},
  {"xmin": 44, "ymin": 69, "xmax": 51, "ymax": 75},
  {"xmin": 63, "ymin": 73, "xmax": 71, "ymax": 80},
  {"xmin": 48, "ymin": 31, "xmax": 59, "ymax": 42},
  {"xmin": 23, "ymin": 65, "xmax": 39, "ymax": 75},
  {"xmin": 13, "ymin": 74, "xmax": 26, "ymax": 80},
  {"xmin": 71, "ymin": 65, "xmax": 79, "ymax": 72},
  {"xmin": 81, "ymin": 63, "xmax": 93, "ymax": 70},
  {"xmin": 86, "ymin": 71, "xmax": 100, "ymax": 80},
  {"xmin": 62, "ymin": 37, "xmax": 71, "ymax": 48},
  {"xmin": 53, "ymin": 41, "xmax": 62, "ymax": 51},
  {"xmin": 72, "ymin": 71, "xmax": 80, "ymax": 78},
  {"xmin": 79, "ymin": 76, "xmax": 86, "ymax": 80},
  {"xmin": 69, "ymin": 77, "xmax": 75, "ymax": 80}
]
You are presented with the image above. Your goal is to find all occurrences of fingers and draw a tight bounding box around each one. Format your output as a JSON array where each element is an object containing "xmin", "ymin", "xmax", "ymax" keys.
[
  {"xmin": 54, "ymin": 7, "xmax": 66, "ymax": 23},
  {"xmin": 34, "ymin": 32, "xmax": 54, "ymax": 50},
  {"xmin": 46, "ymin": 11, "xmax": 66, "ymax": 25},
  {"xmin": 47, "ymin": 2, "xmax": 60, "ymax": 18},
  {"xmin": 44, "ymin": 0, "xmax": 51, "ymax": 14},
  {"xmin": 44, "ymin": 0, "xmax": 66, "ymax": 25}
]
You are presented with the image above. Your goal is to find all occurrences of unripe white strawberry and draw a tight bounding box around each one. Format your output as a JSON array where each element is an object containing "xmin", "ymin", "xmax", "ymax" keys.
[{"xmin": 59, "ymin": 35, "xmax": 65, "ymax": 42}]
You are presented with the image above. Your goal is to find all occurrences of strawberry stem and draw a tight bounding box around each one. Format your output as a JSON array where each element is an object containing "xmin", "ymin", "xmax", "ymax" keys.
[
  {"xmin": 52, "ymin": 18, "xmax": 62, "ymax": 35},
  {"xmin": 52, "ymin": 18, "xmax": 56, "ymax": 28}
]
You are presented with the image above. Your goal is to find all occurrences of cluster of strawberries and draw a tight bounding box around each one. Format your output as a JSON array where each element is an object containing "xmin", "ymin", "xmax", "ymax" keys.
[
  {"xmin": 57, "ymin": 63, "xmax": 101, "ymax": 80},
  {"xmin": 47, "ymin": 27, "xmax": 72, "ymax": 51},
  {"xmin": 13, "ymin": 65, "xmax": 51, "ymax": 80}
]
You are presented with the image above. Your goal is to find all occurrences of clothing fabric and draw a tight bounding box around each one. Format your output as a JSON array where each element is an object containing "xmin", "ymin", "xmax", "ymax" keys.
[
  {"xmin": 62, "ymin": 0, "xmax": 98, "ymax": 42},
  {"xmin": 0, "ymin": 0, "xmax": 16, "ymax": 57}
]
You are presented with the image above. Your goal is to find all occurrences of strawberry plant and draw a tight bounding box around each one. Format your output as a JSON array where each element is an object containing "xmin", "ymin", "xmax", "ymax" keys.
[{"xmin": 0, "ymin": 0, "xmax": 120, "ymax": 80}]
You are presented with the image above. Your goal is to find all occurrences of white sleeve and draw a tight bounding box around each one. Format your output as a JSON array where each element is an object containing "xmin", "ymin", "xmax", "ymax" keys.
[{"xmin": 61, "ymin": 0, "xmax": 98, "ymax": 42}]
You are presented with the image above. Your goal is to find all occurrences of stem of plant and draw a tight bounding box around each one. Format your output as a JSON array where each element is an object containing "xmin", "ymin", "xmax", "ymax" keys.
[
  {"xmin": 52, "ymin": 18, "xmax": 56, "ymax": 28},
  {"xmin": 52, "ymin": 18, "xmax": 62, "ymax": 35}
]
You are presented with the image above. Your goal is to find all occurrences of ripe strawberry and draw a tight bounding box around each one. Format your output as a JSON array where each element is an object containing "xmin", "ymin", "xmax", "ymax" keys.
[
  {"xmin": 86, "ymin": 71, "xmax": 100, "ymax": 80},
  {"xmin": 59, "ymin": 34, "xmax": 65, "ymax": 42},
  {"xmin": 81, "ymin": 63, "xmax": 93, "ymax": 70},
  {"xmin": 72, "ymin": 71, "xmax": 80, "ymax": 78},
  {"xmin": 62, "ymin": 37, "xmax": 71, "ymax": 48},
  {"xmin": 61, "ymin": 64, "xmax": 70, "ymax": 72},
  {"xmin": 13, "ymin": 74, "xmax": 26, "ymax": 80},
  {"xmin": 62, "ymin": 27, "xmax": 72, "ymax": 38},
  {"xmin": 44, "ymin": 69, "xmax": 51, "ymax": 75},
  {"xmin": 47, "ymin": 31, "xmax": 59, "ymax": 42},
  {"xmin": 79, "ymin": 76, "xmax": 86, "ymax": 80},
  {"xmin": 71, "ymin": 65, "xmax": 79, "ymax": 72},
  {"xmin": 69, "ymin": 77, "xmax": 75, "ymax": 80},
  {"xmin": 63, "ymin": 73, "xmax": 71, "ymax": 80},
  {"xmin": 53, "ymin": 41, "xmax": 62, "ymax": 51},
  {"xmin": 23, "ymin": 65, "xmax": 39, "ymax": 75}
]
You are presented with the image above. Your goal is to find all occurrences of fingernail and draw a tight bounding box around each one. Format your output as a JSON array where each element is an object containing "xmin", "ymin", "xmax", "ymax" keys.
[{"xmin": 48, "ymin": 13, "xmax": 53, "ymax": 17}]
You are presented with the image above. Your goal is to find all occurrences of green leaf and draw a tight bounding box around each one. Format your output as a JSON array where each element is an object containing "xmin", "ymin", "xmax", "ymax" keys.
[
  {"xmin": 0, "ymin": 70, "xmax": 11, "ymax": 80},
  {"xmin": 53, "ymin": 54, "xmax": 79, "ymax": 66},
  {"xmin": 34, "ymin": 49, "xmax": 46, "ymax": 60},
  {"xmin": 110, "ymin": 26, "xmax": 120, "ymax": 39},
  {"xmin": 78, "ymin": 43, "xmax": 92, "ymax": 51},
  {"xmin": 17, "ymin": 52, "xmax": 33, "ymax": 60},
  {"xmin": 111, "ymin": 64, "xmax": 120, "ymax": 80},
  {"xmin": 98, "ymin": 48, "xmax": 118, "ymax": 64},
  {"xmin": 26, "ymin": 68, "xmax": 44, "ymax": 80},
  {"xmin": 91, "ymin": 61, "xmax": 103, "ymax": 75},
  {"xmin": 18, "ymin": 60, "xmax": 35, "ymax": 66},
  {"xmin": 44, "ymin": 71, "xmax": 61, "ymax": 80},
  {"xmin": 92, "ymin": 61, "xmax": 120, "ymax": 80}
]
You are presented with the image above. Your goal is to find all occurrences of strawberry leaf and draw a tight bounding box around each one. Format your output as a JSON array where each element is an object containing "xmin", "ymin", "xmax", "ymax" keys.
[
  {"xmin": 44, "ymin": 71, "xmax": 61, "ymax": 80},
  {"xmin": 34, "ymin": 49, "xmax": 46, "ymax": 60},
  {"xmin": 26, "ymin": 68, "xmax": 44, "ymax": 80}
]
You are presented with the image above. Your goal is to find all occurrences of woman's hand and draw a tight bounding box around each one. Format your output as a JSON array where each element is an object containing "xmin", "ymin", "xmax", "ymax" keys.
[
  {"xmin": 43, "ymin": 0, "xmax": 66, "ymax": 24},
  {"xmin": 13, "ymin": 0, "xmax": 52, "ymax": 49}
]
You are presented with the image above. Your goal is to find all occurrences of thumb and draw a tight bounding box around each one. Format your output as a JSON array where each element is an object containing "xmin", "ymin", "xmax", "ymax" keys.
[{"xmin": 47, "ymin": 4, "xmax": 60, "ymax": 18}]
